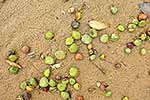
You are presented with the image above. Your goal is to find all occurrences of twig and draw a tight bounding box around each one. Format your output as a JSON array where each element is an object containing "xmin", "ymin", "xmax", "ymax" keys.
[
  {"xmin": 91, "ymin": 62, "xmax": 106, "ymax": 75},
  {"xmin": 6, "ymin": 60, "xmax": 22, "ymax": 68}
]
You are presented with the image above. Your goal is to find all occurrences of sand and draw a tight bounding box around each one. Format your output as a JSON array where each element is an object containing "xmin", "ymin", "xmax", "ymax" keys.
[{"xmin": 0, "ymin": 0, "xmax": 150, "ymax": 100}]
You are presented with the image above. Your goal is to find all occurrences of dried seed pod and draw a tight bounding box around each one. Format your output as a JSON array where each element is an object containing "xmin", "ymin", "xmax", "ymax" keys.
[
  {"xmin": 21, "ymin": 46, "xmax": 30, "ymax": 54},
  {"xmin": 77, "ymin": 96, "xmax": 84, "ymax": 100},
  {"xmin": 89, "ymin": 20, "xmax": 108, "ymax": 30},
  {"xmin": 75, "ymin": 11, "xmax": 82, "ymax": 20},
  {"xmin": 75, "ymin": 53, "xmax": 84, "ymax": 60},
  {"xmin": 138, "ymin": 13, "xmax": 148, "ymax": 20},
  {"xmin": 126, "ymin": 42, "xmax": 135, "ymax": 49}
]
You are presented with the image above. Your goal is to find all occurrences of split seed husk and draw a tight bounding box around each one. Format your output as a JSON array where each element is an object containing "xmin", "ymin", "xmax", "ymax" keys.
[
  {"xmin": 111, "ymin": 6, "xmax": 118, "ymax": 14},
  {"xmin": 100, "ymin": 34, "xmax": 109, "ymax": 43},
  {"xmin": 81, "ymin": 34, "xmax": 92, "ymax": 44},
  {"xmin": 71, "ymin": 20, "xmax": 80, "ymax": 29},
  {"xmin": 39, "ymin": 77, "xmax": 49, "ymax": 88},
  {"xmin": 117, "ymin": 25, "xmax": 125, "ymax": 32},
  {"xmin": 73, "ymin": 83, "xmax": 80, "ymax": 90},
  {"xmin": 69, "ymin": 67, "xmax": 79, "ymax": 78},
  {"xmin": 44, "ymin": 56, "xmax": 55, "ymax": 65},
  {"xmin": 89, "ymin": 20, "xmax": 108, "ymax": 30},
  {"xmin": 140, "ymin": 48, "xmax": 147, "ymax": 56},
  {"xmin": 45, "ymin": 31, "xmax": 54, "ymax": 40},
  {"xmin": 89, "ymin": 28, "xmax": 98, "ymax": 38},
  {"xmin": 89, "ymin": 54, "xmax": 96, "ymax": 61},
  {"xmin": 55, "ymin": 50, "xmax": 66, "ymax": 60}
]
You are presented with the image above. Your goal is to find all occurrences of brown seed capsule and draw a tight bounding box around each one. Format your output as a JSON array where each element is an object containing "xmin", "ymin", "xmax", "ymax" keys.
[
  {"xmin": 87, "ymin": 87, "xmax": 96, "ymax": 93},
  {"xmin": 75, "ymin": 53, "xmax": 84, "ymax": 60},
  {"xmin": 138, "ymin": 13, "xmax": 147, "ymax": 20},
  {"xmin": 148, "ymin": 69, "xmax": 150, "ymax": 76},
  {"xmin": 21, "ymin": 46, "xmax": 30, "ymax": 54},
  {"xmin": 77, "ymin": 96, "xmax": 84, "ymax": 100},
  {"xmin": 23, "ymin": 91, "xmax": 32, "ymax": 100},
  {"xmin": 42, "ymin": 87, "xmax": 49, "ymax": 92},
  {"xmin": 126, "ymin": 42, "xmax": 135, "ymax": 49},
  {"xmin": 146, "ymin": 28, "xmax": 150, "ymax": 35},
  {"xmin": 55, "ymin": 75, "xmax": 62, "ymax": 81}
]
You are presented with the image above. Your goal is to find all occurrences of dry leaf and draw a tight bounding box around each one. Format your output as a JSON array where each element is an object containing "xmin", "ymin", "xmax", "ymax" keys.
[
  {"xmin": 89, "ymin": 20, "xmax": 108, "ymax": 30},
  {"xmin": 6, "ymin": 60, "xmax": 22, "ymax": 68}
]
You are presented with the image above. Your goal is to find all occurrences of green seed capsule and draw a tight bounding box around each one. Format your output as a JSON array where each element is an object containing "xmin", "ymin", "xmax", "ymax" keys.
[
  {"xmin": 61, "ymin": 91, "xmax": 70, "ymax": 100},
  {"xmin": 45, "ymin": 31, "xmax": 54, "ymax": 40},
  {"xmin": 44, "ymin": 68, "xmax": 51, "ymax": 77},
  {"xmin": 100, "ymin": 34, "xmax": 109, "ymax": 43},
  {"xmin": 8, "ymin": 55, "xmax": 18, "ymax": 62},
  {"xmin": 57, "ymin": 83, "xmax": 67, "ymax": 91},
  {"xmin": 20, "ymin": 81, "xmax": 27, "ymax": 90},
  {"xmin": 49, "ymin": 87, "xmax": 57, "ymax": 92},
  {"xmin": 73, "ymin": 83, "xmax": 80, "ymax": 91},
  {"xmin": 44, "ymin": 56, "xmax": 55, "ymax": 65},
  {"xmin": 68, "ymin": 43, "xmax": 79, "ymax": 53},
  {"xmin": 69, "ymin": 67, "xmax": 79, "ymax": 78},
  {"xmin": 69, "ymin": 78, "xmax": 76, "ymax": 85},
  {"xmin": 139, "ymin": 33, "xmax": 147, "ymax": 41},
  {"xmin": 49, "ymin": 79, "xmax": 57, "ymax": 87},
  {"xmin": 62, "ymin": 80, "xmax": 69, "ymax": 85},
  {"xmin": 132, "ymin": 18, "xmax": 139, "ymax": 25},
  {"xmin": 89, "ymin": 54, "xmax": 96, "ymax": 61},
  {"xmin": 65, "ymin": 37, "xmax": 74, "ymax": 46},
  {"xmin": 140, "ymin": 48, "xmax": 147, "ymax": 56},
  {"xmin": 99, "ymin": 53, "xmax": 106, "ymax": 60},
  {"xmin": 138, "ymin": 20, "xmax": 146, "ymax": 28},
  {"xmin": 117, "ymin": 25, "xmax": 125, "ymax": 32},
  {"xmin": 71, "ymin": 20, "xmax": 80, "ymax": 29},
  {"xmin": 89, "ymin": 28, "xmax": 98, "ymax": 38},
  {"xmin": 105, "ymin": 90, "xmax": 112, "ymax": 97},
  {"xmin": 124, "ymin": 47, "xmax": 132, "ymax": 54},
  {"xmin": 122, "ymin": 96, "xmax": 129, "ymax": 100},
  {"xmin": 110, "ymin": 33, "xmax": 119, "ymax": 42},
  {"xmin": 29, "ymin": 77, "xmax": 37, "ymax": 87},
  {"xmin": 9, "ymin": 66, "xmax": 19, "ymax": 74},
  {"xmin": 72, "ymin": 31, "xmax": 81, "ymax": 40},
  {"xmin": 128, "ymin": 23, "xmax": 137, "ymax": 32},
  {"xmin": 81, "ymin": 34, "xmax": 92, "ymax": 44},
  {"xmin": 133, "ymin": 39, "xmax": 142, "ymax": 47},
  {"xmin": 39, "ymin": 77, "xmax": 49, "ymax": 88},
  {"xmin": 111, "ymin": 6, "xmax": 118, "ymax": 14},
  {"xmin": 55, "ymin": 50, "xmax": 66, "ymax": 60},
  {"xmin": 88, "ymin": 49, "xmax": 94, "ymax": 55}
]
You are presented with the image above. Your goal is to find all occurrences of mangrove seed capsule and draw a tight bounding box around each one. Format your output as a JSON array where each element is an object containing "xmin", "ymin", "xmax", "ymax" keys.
[
  {"xmin": 69, "ymin": 66, "xmax": 79, "ymax": 78},
  {"xmin": 131, "ymin": 18, "xmax": 139, "ymax": 25},
  {"xmin": 39, "ymin": 77, "xmax": 49, "ymax": 88},
  {"xmin": 128, "ymin": 23, "xmax": 137, "ymax": 32},
  {"xmin": 140, "ymin": 48, "xmax": 147, "ymax": 56},
  {"xmin": 45, "ymin": 31, "xmax": 54, "ymax": 40},
  {"xmin": 69, "ymin": 78, "xmax": 76, "ymax": 85},
  {"xmin": 9, "ymin": 66, "xmax": 19, "ymax": 74},
  {"xmin": 61, "ymin": 91, "xmax": 70, "ymax": 99},
  {"xmin": 44, "ymin": 68, "xmax": 51, "ymax": 77},
  {"xmin": 105, "ymin": 90, "xmax": 112, "ymax": 97},
  {"xmin": 57, "ymin": 83, "xmax": 67, "ymax": 91},
  {"xmin": 117, "ymin": 24, "xmax": 125, "ymax": 32},
  {"xmin": 124, "ymin": 47, "xmax": 132, "ymax": 54},
  {"xmin": 65, "ymin": 37, "xmax": 74, "ymax": 46},
  {"xmin": 72, "ymin": 31, "xmax": 81, "ymax": 40},
  {"xmin": 111, "ymin": 6, "xmax": 118, "ymax": 15},
  {"xmin": 20, "ymin": 81, "xmax": 27, "ymax": 90},
  {"xmin": 8, "ymin": 55, "xmax": 18, "ymax": 62},
  {"xmin": 89, "ymin": 54, "xmax": 96, "ymax": 61},
  {"xmin": 110, "ymin": 33, "xmax": 119, "ymax": 42},
  {"xmin": 71, "ymin": 20, "xmax": 80, "ymax": 29},
  {"xmin": 44, "ymin": 56, "xmax": 55, "ymax": 65},
  {"xmin": 49, "ymin": 79, "xmax": 57, "ymax": 87},
  {"xmin": 29, "ymin": 77, "xmax": 38, "ymax": 87},
  {"xmin": 68, "ymin": 43, "xmax": 79, "ymax": 53},
  {"xmin": 81, "ymin": 34, "xmax": 92, "ymax": 44},
  {"xmin": 100, "ymin": 34, "xmax": 109, "ymax": 43},
  {"xmin": 138, "ymin": 20, "xmax": 146, "ymax": 28},
  {"xmin": 73, "ymin": 83, "xmax": 80, "ymax": 91},
  {"xmin": 89, "ymin": 28, "xmax": 98, "ymax": 38},
  {"xmin": 99, "ymin": 53, "xmax": 106, "ymax": 60},
  {"xmin": 55, "ymin": 50, "xmax": 66, "ymax": 60},
  {"xmin": 133, "ymin": 39, "xmax": 142, "ymax": 47}
]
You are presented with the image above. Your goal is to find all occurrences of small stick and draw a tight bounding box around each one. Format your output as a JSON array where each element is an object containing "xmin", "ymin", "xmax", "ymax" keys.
[
  {"xmin": 91, "ymin": 62, "xmax": 106, "ymax": 75},
  {"xmin": 6, "ymin": 60, "xmax": 22, "ymax": 68}
]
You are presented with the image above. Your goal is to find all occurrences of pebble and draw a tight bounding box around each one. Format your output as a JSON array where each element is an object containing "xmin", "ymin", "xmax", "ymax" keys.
[
  {"xmin": 126, "ymin": 42, "xmax": 135, "ymax": 49},
  {"xmin": 55, "ymin": 75, "xmax": 62, "ymax": 81},
  {"xmin": 75, "ymin": 53, "xmax": 84, "ymax": 60},
  {"xmin": 23, "ymin": 92, "xmax": 32, "ymax": 100},
  {"xmin": 114, "ymin": 63, "xmax": 122, "ymax": 68},
  {"xmin": 21, "ymin": 46, "xmax": 30, "ymax": 54},
  {"xmin": 77, "ymin": 96, "xmax": 84, "ymax": 100}
]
